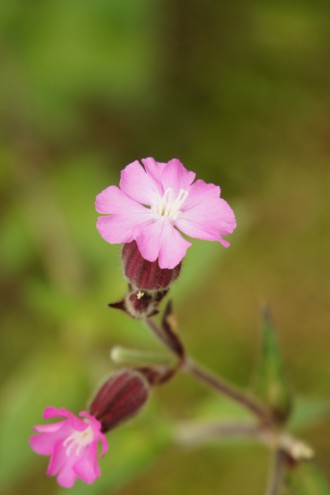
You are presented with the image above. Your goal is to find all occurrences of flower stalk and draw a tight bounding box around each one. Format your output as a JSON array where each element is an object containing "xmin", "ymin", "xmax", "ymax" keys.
[
  {"xmin": 183, "ymin": 359, "xmax": 273, "ymax": 426},
  {"xmin": 144, "ymin": 316, "xmax": 273, "ymax": 426},
  {"xmin": 176, "ymin": 422, "xmax": 263, "ymax": 445},
  {"xmin": 266, "ymin": 449, "xmax": 287, "ymax": 495}
]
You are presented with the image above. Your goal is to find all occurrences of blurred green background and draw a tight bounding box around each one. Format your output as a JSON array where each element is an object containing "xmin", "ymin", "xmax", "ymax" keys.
[{"xmin": 1, "ymin": 1, "xmax": 329, "ymax": 494}]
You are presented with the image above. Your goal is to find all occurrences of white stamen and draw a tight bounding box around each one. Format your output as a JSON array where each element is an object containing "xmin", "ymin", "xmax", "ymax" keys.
[
  {"xmin": 152, "ymin": 188, "xmax": 188, "ymax": 221},
  {"xmin": 63, "ymin": 425, "xmax": 94, "ymax": 457},
  {"xmin": 136, "ymin": 291, "xmax": 144, "ymax": 300}
]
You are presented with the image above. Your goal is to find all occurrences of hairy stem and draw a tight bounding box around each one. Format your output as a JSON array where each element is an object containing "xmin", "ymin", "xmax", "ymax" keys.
[
  {"xmin": 183, "ymin": 359, "xmax": 272, "ymax": 425},
  {"xmin": 177, "ymin": 422, "xmax": 263, "ymax": 445},
  {"xmin": 266, "ymin": 449, "xmax": 286, "ymax": 495},
  {"xmin": 145, "ymin": 317, "xmax": 272, "ymax": 426},
  {"xmin": 144, "ymin": 317, "xmax": 176, "ymax": 353}
]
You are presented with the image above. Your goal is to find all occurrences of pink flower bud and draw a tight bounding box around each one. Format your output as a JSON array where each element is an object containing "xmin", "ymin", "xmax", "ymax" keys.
[{"xmin": 89, "ymin": 370, "xmax": 149, "ymax": 433}]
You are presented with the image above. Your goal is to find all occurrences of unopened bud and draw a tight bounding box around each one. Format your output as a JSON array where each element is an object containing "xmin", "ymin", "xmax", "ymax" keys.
[
  {"xmin": 109, "ymin": 286, "xmax": 168, "ymax": 319},
  {"xmin": 89, "ymin": 370, "xmax": 149, "ymax": 433},
  {"xmin": 122, "ymin": 241, "xmax": 181, "ymax": 291}
]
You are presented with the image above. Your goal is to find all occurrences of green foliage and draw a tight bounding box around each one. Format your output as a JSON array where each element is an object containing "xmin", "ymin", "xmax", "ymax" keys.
[
  {"xmin": 254, "ymin": 308, "xmax": 292, "ymax": 423},
  {"xmin": 1, "ymin": 0, "xmax": 329, "ymax": 494},
  {"xmin": 285, "ymin": 462, "xmax": 330, "ymax": 495},
  {"xmin": 289, "ymin": 397, "xmax": 330, "ymax": 432}
]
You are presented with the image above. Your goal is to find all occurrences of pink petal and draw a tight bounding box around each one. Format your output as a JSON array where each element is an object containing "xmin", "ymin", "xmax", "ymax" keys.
[
  {"xmin": 43, "ymin": 407, "xmax": 71, "ymax": 420},
  {"xmin": 33, "ymin": 421, "xmax": 64, "ymax": 433},
  {"xmin": 219, "ymin": 238, "xmax": 231, "ymax": 248},
  {"xmin": 99, "ymin": 433, "xmax": 108, "ymax": 457},
  {"xmin": 79, "ymin": 412, "xmax": 102, "ymax": 431},
  {"xmin": 48, "ymin": 442, "xmax": 82, "ymax": 488},
  {"xmin": 79, "ymin": 411, "xmax": 95, "ymax": 421},
  {"xmin": 183, "ymin": 179, "xmax": 221, "ymax": 210},
  {"xmin": 158, "ymin": 221, "xmax": 191, "ymax": 269},
  {"xmin": 30, "ymin": 428, "xmax": 66, "ymax": 456},
  {"xmin": 119, "ymin": 160, "xmax": 161, "ymax": 205},
  {"xmin": 97, "ymin": 214, "xmax": 152, "ymax": 244},
  {"xmin": 78, "ymin": 413, "xmax": 108, "ymax": 456},
  {"xmin": 136, "ymin": 219, "xmax": 191, "ymax": 269},
  {"xmin": 42, "ymin": 407, "xmax": 86, "ymax": 431},
  {"xmin": 135, "ymin": 220, "xmax": 164, "ymax": 263},
  {"xmin": 95, "ymin": 185, "xmax": 146, "ymax": 215},
  {"xmin": 162, "ymin": 159, "xmax": 196, "ymax": 192},
  {"xmin": 141, "ymin": 157, "xmax": 167, "ymax": 186},
  {"xmin": 56, "ymin": 464, "xmax": 77, "ymax": 488},
  {"xmin": 47, "ymin": 442, "xmax": 67, "ymax": 477},
  {"xmin": 74, "ymin": 443, "xmax": 100, "ymax": 484},
  {"xmin": 142, "ymin": 157, "xmax": 195, "ymax": 195},
  {"xmin": 176, "ymin": 197, "xmax": 236, "ymax": 242}
]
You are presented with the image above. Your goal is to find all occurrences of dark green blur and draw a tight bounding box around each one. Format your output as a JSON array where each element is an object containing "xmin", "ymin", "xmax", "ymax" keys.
[{"xmin": 0, "ymin": 1, "xmax": 329, "ymax": 494}]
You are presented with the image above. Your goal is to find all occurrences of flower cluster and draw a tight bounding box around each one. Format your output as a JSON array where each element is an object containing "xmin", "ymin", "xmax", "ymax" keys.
[{"xmin": 30, "ymin": 158, "xmax": 236, "ymax": 488}]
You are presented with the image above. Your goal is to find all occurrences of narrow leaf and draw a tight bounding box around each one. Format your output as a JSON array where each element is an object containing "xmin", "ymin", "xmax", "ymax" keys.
[
  {"xmin": 289, "ymin": 397, "xmax": 330, "ymax": 431},
  {"xmin": 286, "ymin": 461, "xmax": 330, "ymax": 495},
  {"xmin": 254, "ymin": 307, "xmax": 292, "ymax": 423}
]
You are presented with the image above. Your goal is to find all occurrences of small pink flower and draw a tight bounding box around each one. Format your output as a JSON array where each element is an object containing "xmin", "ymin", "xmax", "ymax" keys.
[
  {"xmin": 96, "ymin": 158, "xmax": 236, "ymax": 269},
  {"xmin": 30, "ymin": 407, "xmax": 108, "ymax": 488}
]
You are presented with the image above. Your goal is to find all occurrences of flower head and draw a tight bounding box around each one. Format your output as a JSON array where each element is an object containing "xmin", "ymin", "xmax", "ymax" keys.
[
  {"xmin": 29, "ymin": 407, "xmax": 108, "ymax": 488},
  {"xmin": 95, "ymin": 158, "xmax": 236, "ymax": 269}
]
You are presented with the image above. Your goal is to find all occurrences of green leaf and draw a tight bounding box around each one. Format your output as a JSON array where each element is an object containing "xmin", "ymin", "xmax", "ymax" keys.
[
  {"xmin": 254, "ymin": 308, "xmax": 292, "ymax": 423},
  {"xmin": 286, "ymin": 461, "xmax": 330, "ymax": 495},
  {"xmin": 289, "ymin": 396, "xmax": 330, "ymax": 431}
]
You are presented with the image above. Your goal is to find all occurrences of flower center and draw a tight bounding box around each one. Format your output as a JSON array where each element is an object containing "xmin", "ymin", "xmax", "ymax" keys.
[
  {"xmin": 152, "ymin": 188, "xmax": 188, "ymax": 221},
  {"xmin": 63, "ymin": 425, "xmax": 94, "ymax": 457}
]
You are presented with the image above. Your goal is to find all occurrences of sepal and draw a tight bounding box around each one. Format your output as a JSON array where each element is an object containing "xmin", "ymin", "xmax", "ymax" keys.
[{"xmin": 90, "ymin": 370, "xmax": 149, "ymax": 433}]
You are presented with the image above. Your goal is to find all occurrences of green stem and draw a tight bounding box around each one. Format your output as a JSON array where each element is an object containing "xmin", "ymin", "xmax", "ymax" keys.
[
  {"xmin": 144, "ymin": 317, "xmax": 176, "ymax": 353},
  {"xmin": 111, "ymin": 346, "xmax": 173, "ymax": 366},
  {"xmin": 144, "ymin": 317, "xmax": 273, "ymax": 426},
  {"xmin": 177, "ymin": 422, "xmax": 263, "ymax": 445},
  {"xmin": 266, "ymin": 449, "xmax": 286, "ymax": 495},
  {"xmin": 183, "ymin": 359, "xmax": 272, "ymax": 426}
]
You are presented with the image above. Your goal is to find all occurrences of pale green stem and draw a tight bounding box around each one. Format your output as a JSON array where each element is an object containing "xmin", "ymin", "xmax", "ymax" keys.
[
  {"xmin": 183, "ymin": 359, "xmax": 272, "ymax": 425},
  {"xmin": 266, "ymin": 449, "xmax": 286, "ymax": 495},
  {"xmin": 176, "ymin": 422, "xmax": 263, "ymax": 445},
  {"xmin": 144, "ymin": 317, "xmax": 273, "ymax": 426},
  {"xmin": 111, "ymin": 346, "xmax": 173, "ymax": 366}
]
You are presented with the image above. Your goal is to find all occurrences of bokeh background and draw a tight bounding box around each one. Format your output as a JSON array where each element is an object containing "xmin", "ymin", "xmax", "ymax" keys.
[{"xmin": 1, "ymin": 1, "xmax": 329, "ymax": 494}]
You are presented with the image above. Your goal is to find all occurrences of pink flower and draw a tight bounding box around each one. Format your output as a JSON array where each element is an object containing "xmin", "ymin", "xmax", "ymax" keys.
[
  {"xmin": 29, "ymin": 407, "xmax": 108, "ymax": 488},
  {"xmin": 95, "ymin": 158, "xmax": 236, "ymax": 269}
]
